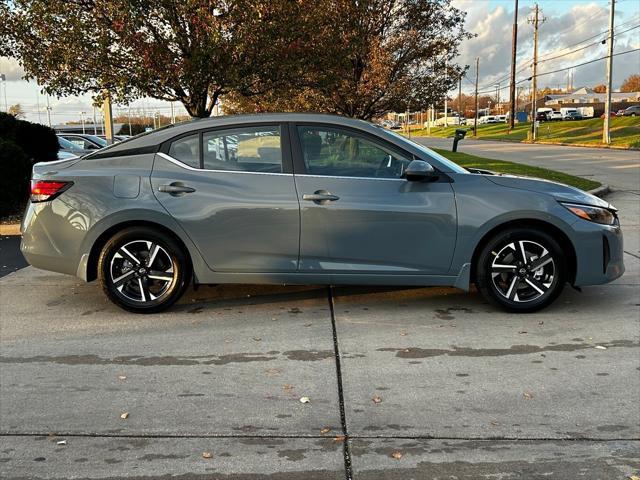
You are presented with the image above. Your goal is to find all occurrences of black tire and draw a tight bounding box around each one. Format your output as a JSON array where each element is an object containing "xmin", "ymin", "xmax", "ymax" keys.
[
  {"xmin": 475, "ymin": 228, "xmax": 566, "ymax": 313},
  {"xmin": 98, "ymin": 227, "xmax": 191, "ymax": 313}
]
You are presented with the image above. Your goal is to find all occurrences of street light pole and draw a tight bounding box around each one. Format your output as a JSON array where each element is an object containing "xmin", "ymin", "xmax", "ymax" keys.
[
  {"xmin": 80, "ymin": 111, "xmax": 86, "ymax": 134},
  {"xmin": 45, "ymin": 95, "xmax": 52, "ymax": 127}
]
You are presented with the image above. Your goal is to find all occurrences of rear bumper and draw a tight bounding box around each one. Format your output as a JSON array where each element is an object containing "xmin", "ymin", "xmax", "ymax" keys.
[{"xmin": 20, "ymin": 201, "xmax": 82, "ymax": 277}]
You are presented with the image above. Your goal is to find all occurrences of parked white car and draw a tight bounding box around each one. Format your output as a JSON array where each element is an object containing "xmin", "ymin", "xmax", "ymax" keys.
[
  {"xmin": 479, "ymin": 116, "xmax": 498, "ymax": 124},
  {"xmin": 549, "ymin": 111, "xmax": 563, "ymax": 121}
]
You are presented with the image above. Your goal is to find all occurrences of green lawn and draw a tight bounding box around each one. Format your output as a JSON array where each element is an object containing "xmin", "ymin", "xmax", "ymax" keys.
[
  {"xmin": 411, "ymin": 116, "xmax": 640, "ymax": 149},
  {"xmin": 435, "ymin": 148, "xmax": 601, "ymax": 192}
]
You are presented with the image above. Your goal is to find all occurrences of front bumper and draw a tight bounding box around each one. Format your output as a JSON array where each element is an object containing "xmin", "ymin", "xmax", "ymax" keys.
[{"xmin": 572, "ymin": 220, "xmax": 624, "ymax": 286}]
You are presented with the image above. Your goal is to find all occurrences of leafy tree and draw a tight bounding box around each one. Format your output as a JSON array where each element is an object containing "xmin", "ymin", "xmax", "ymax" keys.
[
  {"xmin": 2, "ymin": 0, "xmax": 309, "ymax": 117},
  {"xmin": 228, "ymin": 0, "xmax": 470, "ymax": 120},
  {"xmin": 620, "ymin": 74, "xmax": 640, "ymax": 93},
  {"xmin": 593, "ymin": 84, "xmax": 607, "ymax": 93}
]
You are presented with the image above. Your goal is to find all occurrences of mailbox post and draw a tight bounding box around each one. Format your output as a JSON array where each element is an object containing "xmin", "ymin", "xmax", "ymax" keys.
[{"xmin": 452, "ymin": 128, "xmax": 467, "ymax": 152}]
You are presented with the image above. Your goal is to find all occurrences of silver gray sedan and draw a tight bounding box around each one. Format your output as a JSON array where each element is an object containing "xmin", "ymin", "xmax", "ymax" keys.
[{"xmin": 21, "ymin": 114, "xmax": 624, "ymax": 313}]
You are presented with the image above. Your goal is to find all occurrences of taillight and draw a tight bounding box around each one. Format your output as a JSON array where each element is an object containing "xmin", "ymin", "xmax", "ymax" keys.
[{"xmin": 30, "ymin": 180, "xmax": 73, "ymax": 203}]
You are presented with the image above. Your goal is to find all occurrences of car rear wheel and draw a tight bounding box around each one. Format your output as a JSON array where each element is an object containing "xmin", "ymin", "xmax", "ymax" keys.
[
  {"xmin": 98, "ymin": 227, "xmax": 190, "ymax": 313},
  {"xmin": 475, "ymin": 228, "xmax": 566, "ymax": 313}
]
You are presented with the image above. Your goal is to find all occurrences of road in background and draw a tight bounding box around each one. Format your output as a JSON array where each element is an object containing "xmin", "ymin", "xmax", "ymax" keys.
[{"xmin": 0, "ymin": 236, "xmax": 26, "ymax": 278}]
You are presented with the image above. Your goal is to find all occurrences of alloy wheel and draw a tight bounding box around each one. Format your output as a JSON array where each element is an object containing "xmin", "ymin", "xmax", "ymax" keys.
[
  {"xmin": 490, "ymin": 240, "xmax": 556, "ymax": 303},
  {"xmin": 109, "ymin": 240, "xmax": 176, "ymax": 303}
]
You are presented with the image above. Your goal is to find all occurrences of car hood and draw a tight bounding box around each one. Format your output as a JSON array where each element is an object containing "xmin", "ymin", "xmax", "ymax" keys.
[{"xmin": 485, "ymin": 174, "xmax": 612, "ymax": 209}]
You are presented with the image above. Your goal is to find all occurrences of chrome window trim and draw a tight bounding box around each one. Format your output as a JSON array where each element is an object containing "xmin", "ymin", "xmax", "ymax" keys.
[
  {"xmin": 294, "ymin": 173, "xmax": 404, "ymax": 182},
  {"xmin": 156, "ymin": 152, "xmax": 292, "ymax": 176}
]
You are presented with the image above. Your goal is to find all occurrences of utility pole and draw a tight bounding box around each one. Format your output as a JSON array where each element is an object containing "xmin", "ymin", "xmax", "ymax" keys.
[
  {"xmin": 45, "ymin": 95, "xmax": 52, "ymax": 127},
  {"xmin": 473, "ymin": 57, "xmax": 480, "ymax": 137},
  {"xmin": 170, "ymin": 101, "xmax": 175, "ymax": 124},
  {"xmin": 92, "ymin": 106, "xmax": 97, "ymax": 135},
  {"xmin": 128, "ymin": 105, "xmax": 132, "ymax": 136},
  {"xmin": 603, "ymin": 0, "xmax": 615, "ymax": 145},
  {"xmin": 102, "ymin": 90, "xmax": 114, "ymax": 144},
  {"xmin": 458, "ymin": 76, "xmax": 462, "ymax": 122},
  {"xmin": 528, "ymin": 4, "xmax": 545, "ymax": 141},
  {"xmin": 509, "ymin": 0, "xmax": 519, "ymax": 131},
  {"xmin": 80, "ymin": 111, "xmax": 86, "ymax": 134}
]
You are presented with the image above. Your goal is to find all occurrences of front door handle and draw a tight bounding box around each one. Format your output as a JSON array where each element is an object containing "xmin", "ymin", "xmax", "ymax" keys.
[
  {"xmin": 303, "ymin": 190, "xmax": 340, "ymax": 204},
  {"xmin": 158, "ymin": 182, "xmax": 196, "ymax": 196}
]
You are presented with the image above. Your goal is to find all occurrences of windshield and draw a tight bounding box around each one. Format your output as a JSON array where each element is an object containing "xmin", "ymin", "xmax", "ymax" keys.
[
  {"xmin": 83, "ymin": 135, "xmax": 108, "ymax": 147},
  {"xmin": 381, "ymin": 128, "xmax": 468, "ymax": 174}
]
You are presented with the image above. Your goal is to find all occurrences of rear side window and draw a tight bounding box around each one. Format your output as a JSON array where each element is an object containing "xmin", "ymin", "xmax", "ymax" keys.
[
  {"xmin": 168, "ymin": 134, "xmax": 200, "ymax": 168},
  {"xmin": 203, "ymin": 126, "xmax": 282, "ymax": 173}
]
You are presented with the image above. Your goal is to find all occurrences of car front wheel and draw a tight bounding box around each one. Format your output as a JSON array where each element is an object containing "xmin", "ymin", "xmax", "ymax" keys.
[
  {"xmin": 98, "ymin": 227, "xmax": 190, "ymax": 313},
  {"xmin": 475, "ymin": 228, "xmax": 566, "ymax": 312}
]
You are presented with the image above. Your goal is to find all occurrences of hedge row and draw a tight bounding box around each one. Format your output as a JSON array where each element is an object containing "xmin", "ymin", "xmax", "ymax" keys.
[{"xmin": 0, "ymin": 112, "xmax": 60, "ymax": 217}]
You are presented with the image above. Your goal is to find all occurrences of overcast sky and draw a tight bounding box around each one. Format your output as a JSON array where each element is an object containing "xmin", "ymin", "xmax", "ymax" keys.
[{"xmin": 1, "ymin": 0, "xmax": 638, "ymax": 124}]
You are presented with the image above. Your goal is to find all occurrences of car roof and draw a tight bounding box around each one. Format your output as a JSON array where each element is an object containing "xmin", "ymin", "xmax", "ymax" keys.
[{"xmin": 90, "ymin": 113, "xmax": 381, "ymax": 155}]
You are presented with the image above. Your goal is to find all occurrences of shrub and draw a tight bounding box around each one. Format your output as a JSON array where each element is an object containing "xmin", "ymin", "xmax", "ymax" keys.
[
  {"xmin": 0, "ymin": 139, "xmax": 31, "ymax": 217},
  {"xmin": 0, "ymin": 112, "xmax": 59, "ymax": 164}
]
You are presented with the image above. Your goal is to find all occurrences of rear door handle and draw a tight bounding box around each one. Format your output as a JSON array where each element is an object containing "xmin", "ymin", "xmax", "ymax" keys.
[
  {"xmin": 158, "ymin": 182, "xmax": 196, "ymax": 196},
  {"xmin": 303, "ymin": 190, "xmax": 340, "ymax": 204}
]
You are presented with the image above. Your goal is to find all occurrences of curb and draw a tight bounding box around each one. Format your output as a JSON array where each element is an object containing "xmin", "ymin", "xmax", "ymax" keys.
[
  {"xmin": 0, "ymin": 224, "xmax": 21, "ymax": 236},
  {"xmin": 588, "ymin": 184, "xmax": 611, "ymax": 198}
]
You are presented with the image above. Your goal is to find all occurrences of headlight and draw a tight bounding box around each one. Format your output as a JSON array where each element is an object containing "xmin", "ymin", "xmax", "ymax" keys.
[{"xmin": 561, "ymin": 202, "xmax": 617, "ymax": 225}]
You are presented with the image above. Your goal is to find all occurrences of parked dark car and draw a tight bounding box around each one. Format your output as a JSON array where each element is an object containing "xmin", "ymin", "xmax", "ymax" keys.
[
  {"xmin": 563, "ymin": 111, "xmax": 583, "ymax": 121},
  {"xmin": 622, "ymin": 105, "xmax": 640, "ymax": 117},
  {"xmin": 96, "ymin": 134, "xmax": 131, "ymax": 143},
  {"xmin": 57, "ymin": 133, "xmax": 108, "ymax": 151},
  {"xmin": 22, "ymin": 114, "xmax": 624, "ymax": 314},
  {"xmin": 535, "ymin": 112, "xmax": 549, "ymax": 122}
]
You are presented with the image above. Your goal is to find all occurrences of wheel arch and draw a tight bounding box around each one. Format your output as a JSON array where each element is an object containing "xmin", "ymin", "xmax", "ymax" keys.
[
  {"xmin": 86, "ymin": 220, "xmax": 194, "ymax": 282},
  {"xmin": 469, "ymin": 218, "xmax": 577, "ymax": 285}
]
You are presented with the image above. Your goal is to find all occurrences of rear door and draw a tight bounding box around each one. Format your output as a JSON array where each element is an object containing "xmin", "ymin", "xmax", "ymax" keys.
[
  {"xmin": 291, "ymin": 124, "xmax": 457, "ymax": 274},
  {"xmin": 151, "ymin": 123, "xmax": 300, "ymax": 272}
]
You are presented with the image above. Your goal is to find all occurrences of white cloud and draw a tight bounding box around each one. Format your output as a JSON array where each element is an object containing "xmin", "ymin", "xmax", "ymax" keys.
[
  {"xmin": 452, "ymin": 0, "xmax": 640, "ymax": 93},
  {"xmin": 0, "ymin": 56, "xmax": 25, "ymax": 81}
]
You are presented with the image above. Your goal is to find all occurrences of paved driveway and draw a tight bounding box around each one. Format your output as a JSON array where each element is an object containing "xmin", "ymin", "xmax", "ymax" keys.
[
  {"xmin": 415, "ymin": 136, "xmax": 640, "ymax": 191},
  {"xmin": 1, "ymin": 141, "xmax": 639, "ymax": 479}
]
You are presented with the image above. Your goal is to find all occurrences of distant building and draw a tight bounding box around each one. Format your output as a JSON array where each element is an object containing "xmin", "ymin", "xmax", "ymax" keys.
[{"xmin": 544, "ymin": 87, "xmax": 640, "ymax": 108}]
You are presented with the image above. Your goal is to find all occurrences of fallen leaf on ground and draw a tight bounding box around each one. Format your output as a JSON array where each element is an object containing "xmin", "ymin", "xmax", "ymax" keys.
[
  {"xmin": 283, "ymin": 384, "xmax": 294, "ymax": 390},
  {"xmin": 265, "ymin": 368, "xmax": 281, "ymax": 375},
  {"xmin": 399, "ymin": 331, "xmax": 408, "ymax": 336},
  {"xmin": 391, "ymin": 451, "xmax": 403, "ymax": 460},
  {"xmin": 627, "ymin": 475, "xmax": 640, "ymax": 480},
  {"xmin": 252, "ymin": 337, "xmax": 262, "ymax": 342},
  {"xmin": 202, "ymin": 452, "xmax": 213, "ymax": 459},
  {"xmin": 320, "ymin": 427, "xmax": 332, "ymax": 434},
  {"xmin": 595, "ymin": 345, "xmax": 607, "ymax": 350},
  {"xmin": 117, "ymin": 375, "xmax": 127, "ymax": 380},
  {"xmin": 333, "ymin": 435, "xmax": 345, "ymax": 442},
  {"xmin": 372, "ymin": 395, "xmax": 382, "ymax": 404},
  {"xmin": 299, "ymin": 396, "xmax": 310, "ymax": 404},
  {"xmin": 523, "ymin": 392, "xmax": 534, "ymax": 400},
  {"xmin": 518, "ymin": 331, "xmax": 527, "ymax": 334},
  {"xmin": 56, "ymin": 440, "xmax": 66, "ymax": 445},
  {"xmin": 120, "ymin": 412, "xmax": 129, "ymax": 419}
]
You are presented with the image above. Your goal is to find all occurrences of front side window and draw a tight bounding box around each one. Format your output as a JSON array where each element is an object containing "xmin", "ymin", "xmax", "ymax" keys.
[
  {"xmin": 203, "ymin": 126, "xmax": 282, "ymax": 173},
  {"xmin": 297, "ymin": 126, "xmax": 410, "ymax": 178},
  {"xmin": 168, "ymin": 134, "xmax": 200, "ymax": 168}
]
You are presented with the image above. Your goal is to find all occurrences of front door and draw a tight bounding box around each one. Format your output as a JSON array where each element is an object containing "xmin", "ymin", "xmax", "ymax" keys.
[
  {"xmin": 151, "ymin": 124, "xmax": 300, "ymax": 272},
  {"xmin": 292, "ymin": 124, "xmax": 457, "ymax": 274}
]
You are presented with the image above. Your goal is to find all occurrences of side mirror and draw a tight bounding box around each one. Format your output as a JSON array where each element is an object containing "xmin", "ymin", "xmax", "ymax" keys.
[{"xmin": 404, "ymin": 160, "xmax": 437, "ymax": 182}]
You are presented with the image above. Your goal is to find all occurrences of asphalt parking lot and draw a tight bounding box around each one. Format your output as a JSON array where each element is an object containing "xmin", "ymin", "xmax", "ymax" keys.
[{"xmin": 0, "ymin": 143, "xmax": 638, "ymax": 479}]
